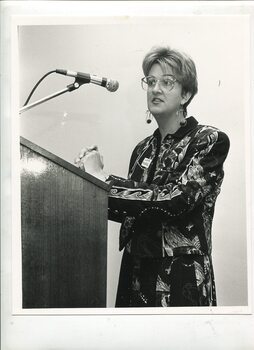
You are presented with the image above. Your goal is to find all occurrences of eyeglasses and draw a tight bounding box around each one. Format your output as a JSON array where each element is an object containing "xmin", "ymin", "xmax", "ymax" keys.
[{"xmin": 141, "ymin": 75, "xmax": 177, "ymax": 91}]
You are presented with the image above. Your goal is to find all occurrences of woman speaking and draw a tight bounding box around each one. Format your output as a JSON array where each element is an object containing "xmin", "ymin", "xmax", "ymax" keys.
[{"xmin": 75, "ymin": 46, "xmax": 230, "ymax": 307}]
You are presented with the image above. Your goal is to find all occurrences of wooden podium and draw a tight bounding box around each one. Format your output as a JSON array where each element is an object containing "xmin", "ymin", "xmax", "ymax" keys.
[{"xmin": 20, "ymin": 137, "xmax": 110, "ymax": 308}]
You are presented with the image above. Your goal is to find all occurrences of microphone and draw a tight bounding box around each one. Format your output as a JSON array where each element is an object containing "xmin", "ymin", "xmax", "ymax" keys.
[{"xmin": 56, "ymin": 69, "xmax": 119, "ymax": 92}]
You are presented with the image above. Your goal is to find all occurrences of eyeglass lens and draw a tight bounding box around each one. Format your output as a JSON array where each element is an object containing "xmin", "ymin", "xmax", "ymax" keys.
[{"xmin": 142, "ymin": 75, "xmax": 176, "ymax": 91}]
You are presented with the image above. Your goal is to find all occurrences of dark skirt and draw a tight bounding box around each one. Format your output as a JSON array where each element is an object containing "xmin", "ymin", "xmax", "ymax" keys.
[{"xmin": 115, "ymin": 249, "xmax": 217, "ymax": 307}]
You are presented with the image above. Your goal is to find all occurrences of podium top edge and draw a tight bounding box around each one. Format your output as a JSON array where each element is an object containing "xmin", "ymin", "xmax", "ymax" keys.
[{"xmin": 20, "ymin": 136, "xmax": 110, "ymax": 192}]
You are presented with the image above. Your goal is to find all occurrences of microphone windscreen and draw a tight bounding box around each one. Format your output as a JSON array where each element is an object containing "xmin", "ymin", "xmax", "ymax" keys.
[{"xmin": 106, "ymin": 79, "xmax": 119, "ymax": 92}]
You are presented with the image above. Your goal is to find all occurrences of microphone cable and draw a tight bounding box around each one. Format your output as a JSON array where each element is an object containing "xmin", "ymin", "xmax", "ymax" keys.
[{"xmin": 23, "ymin": 70, "xmax": 57, "ymax": 107}]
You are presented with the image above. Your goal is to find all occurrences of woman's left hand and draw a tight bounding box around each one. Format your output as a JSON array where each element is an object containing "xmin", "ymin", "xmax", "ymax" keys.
[
  {"xmin": 74, "ymin": 147, "xmax": 108, "ymax": 181},
  {"xmin": 81, "ymin": 149, "xmax": 104, "ymax": 172}
]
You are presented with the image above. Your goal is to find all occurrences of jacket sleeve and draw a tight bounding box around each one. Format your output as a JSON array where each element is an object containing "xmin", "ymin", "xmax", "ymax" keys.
[{"xmin": 108, "ymin": 130, "xmax": 230, "ymax": 221}]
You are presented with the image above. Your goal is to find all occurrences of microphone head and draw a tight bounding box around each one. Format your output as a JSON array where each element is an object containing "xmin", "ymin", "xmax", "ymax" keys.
[{"xmin": 106, "ymin": 79, "xmax": 119, "ymax": 92}]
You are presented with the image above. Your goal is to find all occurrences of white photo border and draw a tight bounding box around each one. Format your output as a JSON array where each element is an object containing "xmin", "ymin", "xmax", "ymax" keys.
[{"xmin": 1, "ymin": 1, "xmax": 254, "ymax": 349}]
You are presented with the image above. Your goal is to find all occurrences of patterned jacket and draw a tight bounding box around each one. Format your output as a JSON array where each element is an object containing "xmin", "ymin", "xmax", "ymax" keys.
[{"xmin": 108, "ymin": 117, "xmax": 230, "ymax": 258}]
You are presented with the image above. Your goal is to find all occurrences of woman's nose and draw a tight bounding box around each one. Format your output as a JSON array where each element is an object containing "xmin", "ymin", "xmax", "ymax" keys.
[{"xmin": 151, "ymin": 80, "xmax": 162, "ymax": 93}]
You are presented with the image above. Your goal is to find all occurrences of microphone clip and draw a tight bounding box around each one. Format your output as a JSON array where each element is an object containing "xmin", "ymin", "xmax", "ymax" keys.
[{"xmin": 67, "ymin": 78, "xmax": 88, "ymax": 92}]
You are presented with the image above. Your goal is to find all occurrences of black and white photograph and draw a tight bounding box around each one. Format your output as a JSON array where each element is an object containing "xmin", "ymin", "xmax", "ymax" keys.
[
  {"xmin": 17, "ymin": 14, "xmax": 249, "ymax": 311},
  {"xmin": 1, "ymin": 1, "xmax": 254, "ymax": 349}
]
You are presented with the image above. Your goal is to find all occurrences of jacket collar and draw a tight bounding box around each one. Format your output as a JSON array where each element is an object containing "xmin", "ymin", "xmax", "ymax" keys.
[{"xmin": 153, "ymin": 116, "xmax": 198, "ymax": 140}]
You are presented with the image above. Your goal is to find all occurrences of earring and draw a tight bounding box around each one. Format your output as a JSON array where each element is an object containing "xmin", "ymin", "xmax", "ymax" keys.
[
  {"xmin": 180, "ymin": 118, "xmax": 187, "ymax": 127},
  {"xmin": 177, "ymin": 105, "xmax": 187, "ymax": 127},
  {"xmin": 146, "ymin": 110, "xmax": 153, "ymax": 124}
]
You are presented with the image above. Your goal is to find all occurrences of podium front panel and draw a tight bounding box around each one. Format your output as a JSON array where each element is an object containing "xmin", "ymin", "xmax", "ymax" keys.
[{"xmin": 20, "ymin": 141, "xmax": 108, "ymax": 308}]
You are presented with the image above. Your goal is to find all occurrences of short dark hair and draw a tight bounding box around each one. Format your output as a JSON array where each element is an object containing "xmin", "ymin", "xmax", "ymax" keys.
[{"xmin": 142, "ymin": 46, "xmax": 198, "ymax": 111}]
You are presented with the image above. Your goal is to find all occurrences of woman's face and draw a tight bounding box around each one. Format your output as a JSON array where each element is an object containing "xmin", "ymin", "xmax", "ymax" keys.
[{"xmin": 147, "ymin": 63, "xmax": 189, "ymax": 119}]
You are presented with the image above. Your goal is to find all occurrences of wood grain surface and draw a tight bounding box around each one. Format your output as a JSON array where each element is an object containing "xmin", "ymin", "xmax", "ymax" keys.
[{"xmin": 20, "ymin": 140, "xmax": 109, "ymax": 308}]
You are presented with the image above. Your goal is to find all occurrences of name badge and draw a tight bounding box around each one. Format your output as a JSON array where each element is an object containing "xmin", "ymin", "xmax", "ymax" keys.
[{"xmin": 141, "ymin": 157, "xmax": 152, "ymax": 169}]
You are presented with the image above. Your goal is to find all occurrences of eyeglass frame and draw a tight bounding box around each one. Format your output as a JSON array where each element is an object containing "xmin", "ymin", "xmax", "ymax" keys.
[{"xmin": 141, "ymin": 74, "xmax": 178, "ymax": 92}]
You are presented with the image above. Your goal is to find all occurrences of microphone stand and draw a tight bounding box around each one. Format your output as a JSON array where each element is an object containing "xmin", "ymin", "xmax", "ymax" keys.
[{"xmin": 19, "ymin": 80, "xmax": 84, "ymax": 114}]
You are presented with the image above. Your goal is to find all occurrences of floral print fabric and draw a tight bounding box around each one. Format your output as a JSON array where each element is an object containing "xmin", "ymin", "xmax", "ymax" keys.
[
  {"xmin": 115, "ymin": 250, "xmax": 216, "ymax": 307},
  {"xmin": 108, "ymin": 117, "xmax": 230, "ymax": 307}
]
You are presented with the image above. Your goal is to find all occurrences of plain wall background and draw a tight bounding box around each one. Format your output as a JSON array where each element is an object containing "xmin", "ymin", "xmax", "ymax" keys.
[{"xmin": 19, "ymin": 16, "xmax": 248, "ymax": 307}]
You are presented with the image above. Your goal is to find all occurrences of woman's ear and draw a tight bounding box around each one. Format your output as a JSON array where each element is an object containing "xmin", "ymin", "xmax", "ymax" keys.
[{"xmin": 181, "ymin": 91, "xmax": 192, "ymax": 105}]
